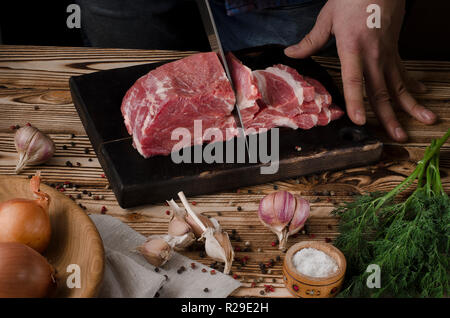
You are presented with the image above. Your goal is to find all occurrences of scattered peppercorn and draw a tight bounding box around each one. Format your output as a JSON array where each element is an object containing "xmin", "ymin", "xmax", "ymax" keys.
[
  {"xmin": 259, "ymin": 290, "xmax": 265, "ymax": 295},
  {"xmin": 203, "ymin": 288, "xmax": 209, "ymax": 293},
  {"xmin": 201, "ymin": 268, "xmax": 207, "ymax": 273},
  {"xmin": 237, "ymin": 206, "xmax": 242, "ymax": 211},
  {"xmin": 76, "ymin": 194, "xmax": 82, "ymax": 199},
  {"xmin": 199, "ymin": 251, "xmax": 206, "ymax": 258},
  {"xmin": 276, "ymin": 255, "xmax": 281, "ymax": 262},
  {"xmin": 65, "ymin": 161, "xmax": 73, "ymax": 167},
  {"xmin": 154, "ymin": 267, "xmax": 160, "ymax": 272},
  {"xmin": 88, "ymin": 158, "xmax": 93, "ymax": 162},
  {"xmin": 325, "ymin": 237, "xmax": 332, "ymax": 243},
  {"xmin": 84, "ymin": 148, "xmax": 89, "ymax": 154},
  {"xmin": 34, "ymin": 106, "xmax": 40, "ymax": 110},
  {"xmin": 70, "ymin": 142, "xmax": 75, "ymax": 147},
  {"xmin": 273, "ymin": 185, "xmax": 278, "ymax": 190},
  {"xmin": 76, "ymin": 162, "xmax": 81, "ymax": 167},
  {"xmin": 154, "ymin": 292, "xmax": 160, "ymax": 298},
  {"xmin": 27, "ymin": 175, "xmax": 32, "ymax": 179}
]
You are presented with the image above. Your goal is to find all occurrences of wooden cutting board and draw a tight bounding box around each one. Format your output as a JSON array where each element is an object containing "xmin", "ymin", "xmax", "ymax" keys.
[{"xmin": 69, "ymin": 45, "xmax": 382, "ymax": 208}]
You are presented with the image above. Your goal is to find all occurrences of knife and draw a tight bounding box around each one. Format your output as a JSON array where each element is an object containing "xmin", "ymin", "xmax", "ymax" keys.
[{"xmin": 196, "ymin": 0, "xmax": 249, "ymax": 150}]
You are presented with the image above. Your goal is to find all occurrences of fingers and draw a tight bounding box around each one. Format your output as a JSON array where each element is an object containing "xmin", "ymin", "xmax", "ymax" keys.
[
  {"xmin": 364, "ymin": 61, "xmax": 408, "ymax": 142},
  {"xmin": 396, "ymin": 56, "xmax": 427, "ymax": 94},
  {"xmin": 284, "ymin": 13, "xmax": 332, "ymax": 58},
  {"xmin": 386, "ymin": 60, "xmax": 437, "ymax": 125},
  {"xmin": 339, "ymin": 51, "xmax": 366, "ymax": 125}
]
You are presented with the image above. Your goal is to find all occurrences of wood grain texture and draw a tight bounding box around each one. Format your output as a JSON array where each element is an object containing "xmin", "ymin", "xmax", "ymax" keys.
[
  {"xmin": 0, "ymin": 175, "xmax": 104, "ymax": 298},
  {"xmin": 0, "ymin": 45, "xmax": 449, "ymax": 298}
]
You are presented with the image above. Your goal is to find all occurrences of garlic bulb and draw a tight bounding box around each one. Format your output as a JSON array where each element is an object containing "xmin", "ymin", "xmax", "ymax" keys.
[
  {"xmin": 14, "ymin": 126, "xmax": 55, "ymax": 174},
  {"xmin": 136, "ymin": 237, "xmax": 173, "ymax": 267},
  {"xmin": 178, "ymin": 191, "xmax": 234, "ymax": 274},
  {"xmin": 258, "ymin": 191, "xmax": 310, "ymax": 251}
]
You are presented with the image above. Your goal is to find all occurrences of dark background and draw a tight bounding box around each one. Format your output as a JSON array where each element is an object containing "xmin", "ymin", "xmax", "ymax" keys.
[{"xmin": 0, "ymin": 0, "xmax": 449, "ymax": 60}]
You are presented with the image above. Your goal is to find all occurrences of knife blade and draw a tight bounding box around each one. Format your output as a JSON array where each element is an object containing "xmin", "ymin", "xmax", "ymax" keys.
[{"xmin": 196, "ymin": 0, "xmax": 249, "ymax": 148}]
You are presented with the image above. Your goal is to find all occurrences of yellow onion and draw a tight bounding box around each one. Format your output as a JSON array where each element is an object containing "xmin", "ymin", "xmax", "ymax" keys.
[
  {"xmin": 0, "ymin": 242, "xmax": 55, "ymax": 298},
  {"xmin": 0, "ymin": 173, "xmax": 51, "ymax": 253}
]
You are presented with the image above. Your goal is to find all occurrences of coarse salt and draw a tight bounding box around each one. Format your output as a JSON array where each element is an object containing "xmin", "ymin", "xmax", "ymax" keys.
[{"xmin": 292, "ymin": 247, "xmax": 338, "ymax": 278}]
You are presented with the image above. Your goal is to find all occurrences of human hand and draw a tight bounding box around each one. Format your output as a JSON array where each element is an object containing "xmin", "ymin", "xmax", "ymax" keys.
[{"xmin": 285, "ymin": 0, "xmax": 437, "ymax": 142}]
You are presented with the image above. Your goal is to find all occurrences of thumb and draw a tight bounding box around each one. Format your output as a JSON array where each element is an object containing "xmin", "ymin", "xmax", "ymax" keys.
[{"xmin": 285, "ymin": 16, "xmax": 331, "ymax": 59}]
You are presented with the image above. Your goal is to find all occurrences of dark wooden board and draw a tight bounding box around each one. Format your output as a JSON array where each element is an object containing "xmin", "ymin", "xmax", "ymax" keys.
[{"xmin": 69, "ymin": 45, "xmax": 382, "ymax": 208}]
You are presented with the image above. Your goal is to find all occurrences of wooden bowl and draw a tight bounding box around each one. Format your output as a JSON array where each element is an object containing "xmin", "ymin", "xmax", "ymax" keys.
[
  {"xmin": 0, "ymin": 175, "xmax": 104, "ymax": 297},
  {"xmin": 283, "ymin": 241, "xmax": 346, "ymax": 298}
]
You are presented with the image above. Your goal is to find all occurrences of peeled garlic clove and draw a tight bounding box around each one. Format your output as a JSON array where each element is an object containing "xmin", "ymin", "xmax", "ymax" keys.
[
  {"xmin": 136, "ymin": 237, "xmax": 172, "ymax": 267},
  {"xmin": 288, "ymin": 197, "xmax": 310, "ymax": 235},
  {"xmin": 203, "ymin": 228, "xmax": 234, "ymax": 274},
  {"xmin": 258, "ymin": 191, "xmax": 310, "ymax": 250},
  {"xmin": 14, "ymin": 126, "xmax": 55, "ymax": 174}
]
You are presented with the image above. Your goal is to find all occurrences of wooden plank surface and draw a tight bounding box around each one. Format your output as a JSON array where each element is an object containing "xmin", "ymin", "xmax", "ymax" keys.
[{"xmin": 0, "ymin": 45, "xmax": 449, "ymax": 298}]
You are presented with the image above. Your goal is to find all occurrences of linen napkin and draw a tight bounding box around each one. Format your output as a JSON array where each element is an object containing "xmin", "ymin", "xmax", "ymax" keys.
[{"xmin": 90, "ymin": 214, "xmax": 241, "ymax": 298}]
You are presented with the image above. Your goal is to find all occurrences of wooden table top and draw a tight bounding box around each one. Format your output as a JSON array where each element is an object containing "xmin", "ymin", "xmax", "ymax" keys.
[{"xmin": 0, "ymin": 45, "xmax": 449, "ymax": 298}]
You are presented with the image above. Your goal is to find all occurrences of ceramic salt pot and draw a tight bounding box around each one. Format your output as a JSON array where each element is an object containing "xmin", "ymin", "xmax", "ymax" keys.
[{"xmin": 282, "ymin": 241, "xmax": 346, "ymax": 298}]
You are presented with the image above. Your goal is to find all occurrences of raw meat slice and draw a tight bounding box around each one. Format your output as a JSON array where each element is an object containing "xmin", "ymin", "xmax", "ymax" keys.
[
  {"xmin": 253, "ymin": 70, "xmax": 302, "ymax": 118},
  {"xmin": 300, "ymin": 77, "xmax": 332, "ymax": 114},
  {"xmin": 271, "ymin": 64, "xmax": 316, "ymax": 103},
  {"xmin": 246, "ymin": 103, "xmax": 299, "ymax": 132},
  {"xmin": 121, "ymin": 52, "xmax": 236, "ymax": 157},
  {"xmin": 226, "ymin": 52, "xmax": 260, "ymax": 123},
  {"xmin": 293, "ymin": 113, "xmax": 318, "ymax": 130},
  {"xmin": 317, "ymin": 104, "xmax": 345, "ymax": 126}
]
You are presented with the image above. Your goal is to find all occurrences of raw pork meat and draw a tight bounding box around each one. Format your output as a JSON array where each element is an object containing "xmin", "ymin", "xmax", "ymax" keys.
[
  {"xmin": 226, "ymin": 53, "xmax": 260, "ymax": 124},
  {"xmin": 121, "ymin": 52, "xmax": 344, "ymax": 158},
  {"xmin": 121, "ymin": 52, "xmax": 236, "ymax": 157}
]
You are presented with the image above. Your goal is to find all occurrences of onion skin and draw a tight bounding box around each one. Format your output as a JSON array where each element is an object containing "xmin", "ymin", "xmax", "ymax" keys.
[
  {"xmin": 0, "ymin": 242, "xmax": 55, "ymax": 298},
  {"xmin": 0, "ymin": 175, "xmax": 51, "ymax": 253}
]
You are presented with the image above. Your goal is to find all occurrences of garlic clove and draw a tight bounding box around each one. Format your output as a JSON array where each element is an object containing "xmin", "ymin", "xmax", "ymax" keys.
[
  {"xmin": 136, "ymin": 237, "xmax": 173, "ymax": 267},
  {"xmin": 14, "ymin": 126, "xmax": 55, "ymax": 174},
  {"xmin": 258, "ymin": 191, "xmax": 311, "ymax": 251},
  {"xmin": 168, "ymin": 214, "xmax": 192, "ymax": 237},
  {"xmin": 168, "ymin": 232, "xmax": 196, "ymax": 251},
  {"xmin": 186, "ymin": 213, "xmax": 215, "ymax": 238},
  {"xmin": 288, "ymin": 197, "xmax": 310, "ymax": 235},
  {"xmin": 203, "ymin": 228, "xmax": 234, "ymax": 275}
]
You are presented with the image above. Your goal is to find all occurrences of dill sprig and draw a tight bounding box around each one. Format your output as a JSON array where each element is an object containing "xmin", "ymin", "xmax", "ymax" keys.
[{"xmin": 334, "ymin": 128, "xmax": 450, "ymax": 297}]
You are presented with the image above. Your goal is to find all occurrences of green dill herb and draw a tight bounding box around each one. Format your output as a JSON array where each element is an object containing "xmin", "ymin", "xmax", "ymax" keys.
[{"xmin": 334, "ymin": 128, "xmax": 450, "ymax": 297}]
